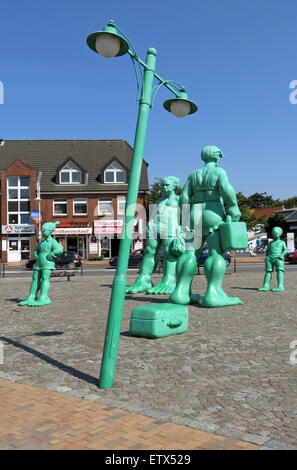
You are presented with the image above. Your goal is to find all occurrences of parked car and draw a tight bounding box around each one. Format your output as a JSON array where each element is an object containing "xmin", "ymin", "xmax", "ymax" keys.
[
  {"xmin": 285, "ymin": 251, "xmax": 297, "ymax": 264},
  {"xmin": 26, "ymin": 251, "xmax": 82, "ymax": 270},
  {"xmin": 109, "ymin": 249, "xmax": 164, "ymax": 268},
  {"xmin": 197, "ymin": 247, "xmax": 231, "ymax": 265}
]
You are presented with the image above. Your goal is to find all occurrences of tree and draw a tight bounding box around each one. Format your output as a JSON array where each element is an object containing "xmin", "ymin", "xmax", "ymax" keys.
[
  {"xmin": 247, "ymin": 192, "xmax": 280, "ymax": 208},
  {"xmin": 236, "ymin": 192, "xmax": 257, "ymax": 230},
  {"xmin": 264, "ymin": 213, "xmax": 288, "ymax": 239},
  {"xmin": 281, "ymin": 196, "xmax": 297, "ymax": 209}
]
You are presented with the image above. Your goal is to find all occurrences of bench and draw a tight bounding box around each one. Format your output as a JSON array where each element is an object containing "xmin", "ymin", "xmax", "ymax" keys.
[{"xmin": 50, "ymin": 269, "xmax": 76, "ymax": 281}]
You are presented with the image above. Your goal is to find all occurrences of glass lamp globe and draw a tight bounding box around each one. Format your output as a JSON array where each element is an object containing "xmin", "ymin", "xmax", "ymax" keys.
[
  {"xmin": 95, "ymin": 33, "xmax": 121, "ymax": 58},
  {"xmin": 170, "ymin": 99, "xmax": 191, "ymax": 117}
]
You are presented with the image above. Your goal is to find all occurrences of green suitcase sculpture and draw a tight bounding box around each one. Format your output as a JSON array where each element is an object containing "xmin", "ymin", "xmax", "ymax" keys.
[{"xmin": 130, "ymin": 303, "xmax": 189, "ymax": 339}]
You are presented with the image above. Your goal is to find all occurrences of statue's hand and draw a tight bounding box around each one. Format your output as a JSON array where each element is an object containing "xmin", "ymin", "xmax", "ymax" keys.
[
  {"xmin": 46, "ymin": 254, "xmax": 54, "ymax": 261},
  {"xmin": 227, "ymin": 206, "xmax": 241, "ymax": 222}
]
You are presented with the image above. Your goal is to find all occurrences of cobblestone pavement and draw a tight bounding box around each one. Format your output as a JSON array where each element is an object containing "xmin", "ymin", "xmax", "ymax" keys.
[{"xmin": 0, "ymin": 270, "xmax": 297, "ymax": 450}]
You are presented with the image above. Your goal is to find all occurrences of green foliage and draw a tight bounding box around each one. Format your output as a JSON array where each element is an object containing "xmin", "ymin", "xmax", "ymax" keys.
[
  {"xmin": 281, "ymin": 196, "xmax": 297, "ymax": 209},
  {"xmin": 246, "ymin": 192, "xmax": 281, "ymax": 208},
  {"xmin": 264, "ymin": 213, "xmax": 288, "ymax": 239},
  {"xmin": 146, "ymin": 177, "xmax": 182, "ymax": 205},
  {"xmin": 89, "ymin": 254, "xmax": 104, "ymax": 261},
  {"xmin": 236, "ymin": 192, "xmax": 257, "ymax": 230}
]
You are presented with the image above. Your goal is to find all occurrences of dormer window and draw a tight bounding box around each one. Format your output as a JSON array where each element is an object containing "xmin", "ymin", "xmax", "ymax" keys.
[
  {"xmin": 104, "ymin": 161, "xmax": 126, "ymax": 183},
  {"xmin": 60, "ymin": 161, "xmax": 82, "ymax": 184}
]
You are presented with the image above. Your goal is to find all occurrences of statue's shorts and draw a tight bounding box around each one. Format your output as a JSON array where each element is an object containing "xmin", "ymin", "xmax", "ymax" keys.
[{"xmin": 265, "ymin": 257, "xmax": 284, "ymax": 272}]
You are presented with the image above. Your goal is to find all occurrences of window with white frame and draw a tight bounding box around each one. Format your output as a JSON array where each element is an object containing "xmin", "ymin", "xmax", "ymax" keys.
[
  {"xmin": 7, "ymin": 176, "xmax": 31, "ymax": 224},
  {"xmin": 104, "ymin": 161, "xmax": 126, "ymax": 183},
  {"xmin": 59, "ymin": 161, "xmax": 82, "ymax": 184},
  {"xmin": 53, "ymin": 199, "xmax": 68, "ymax": 216},
  {"xmin": 73, "ymin": 198, "xmax": 88, "ymax": 215},
  {"xmin": 117, "ymin": 196, "xmax": 126, "ymax": 215},
  {"xmin": 98, "ymin": 199, "xmax": 113, "ymax": 215}
]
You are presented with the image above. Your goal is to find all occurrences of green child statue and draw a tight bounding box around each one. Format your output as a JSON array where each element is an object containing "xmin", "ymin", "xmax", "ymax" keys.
[
  {"xmin": 18, "ymin": 221, "xmax": 63, "ymax": 306},
  {"xmin": 126, "ymin": 176, "xmax": 180, "ymax": 295},
  {"xmin": 258, "ymin": 226, "xmax": 287, "ymax": 292}
]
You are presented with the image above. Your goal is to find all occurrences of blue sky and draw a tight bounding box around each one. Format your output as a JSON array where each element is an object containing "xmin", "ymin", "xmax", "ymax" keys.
[{"xmin": 1, "ymin": 0, "xmax": 297, "ymax": 200}]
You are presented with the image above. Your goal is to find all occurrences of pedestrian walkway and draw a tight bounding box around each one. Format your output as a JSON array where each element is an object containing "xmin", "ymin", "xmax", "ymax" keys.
[{"xmin": 0, "ymin": 378, "xmax": 258, "ymax": 450}]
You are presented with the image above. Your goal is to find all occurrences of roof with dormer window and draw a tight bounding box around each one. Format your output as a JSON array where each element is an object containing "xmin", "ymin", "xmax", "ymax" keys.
[{"xmin": 0, "ymin": 140, "xmax": 149, "ymax": 193}]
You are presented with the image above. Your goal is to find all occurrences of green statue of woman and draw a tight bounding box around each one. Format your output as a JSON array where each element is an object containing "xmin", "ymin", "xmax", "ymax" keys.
[
  {"xmin": 18, "ymin": 221, "xmax": 63, "ymax": 306},
  {"xmin": 170, "ymin": 145, "xmax": 244, "ymax": 307},
  {"xmin": 126, "ymin": 176, "xmax": 180, "ymax": 295}
]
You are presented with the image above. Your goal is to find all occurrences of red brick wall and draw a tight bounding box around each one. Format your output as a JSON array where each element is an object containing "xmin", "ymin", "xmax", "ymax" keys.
[{"xmin": 254, "ymin": 206, "xmax": 282, "ymax": 220}]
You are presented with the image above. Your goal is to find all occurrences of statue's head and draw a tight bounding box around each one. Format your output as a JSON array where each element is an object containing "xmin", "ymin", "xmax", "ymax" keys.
[
  {"xmin": 201, "ymin": 145, "xmax": 223, "ymax": 164},
  {"xmin": 42, "ymin": 221, "xmax": 60, "ymax": 237},
  {"xmin": 162, "ymin": 176, "xmax": 180, "ymax": 196},
  {"xmin": 272, "ymin": 226, "xmax": 282, "ymax": 239}
]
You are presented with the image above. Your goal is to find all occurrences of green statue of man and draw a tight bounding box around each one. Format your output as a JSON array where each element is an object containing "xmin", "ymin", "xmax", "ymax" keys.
[
  {"xmin": 126, "ymin": 176, "xmax": 180, "ymax": 295},
  {"xmin": 258, "ymin": 226, "xmax": 287, "ymax": 292},
  {"xmin": 18, "ymin": 221, "xmax": 63, "ymax": 306},
  {"xmin": 170, "ymin": 145, "xmax": 243, "ymax": 307}
]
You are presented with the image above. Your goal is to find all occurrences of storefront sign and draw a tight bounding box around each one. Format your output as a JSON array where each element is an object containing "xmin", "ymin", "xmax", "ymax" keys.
[
  {"xmin": 58, "ymin": 221, "xmax": 89, "ymax": 227},
  {"xmin": 94, "ymin": 220, "xmax": 123, "ymax": 234},
  {"xmin": 134, "ymin": 241, "xmax": 143, "ymax": 250},
  {"xmin": 89, "ymin": 243, "xmax": 98, "ymax": 253},
  {"xmin": 2, "ymin": 225, "xmax": 36, "ymax": 234},
  {"xmin": 287, "ymin": 232, "xmax": 295, "ymax": 252},
  {"xmin": 31, "ymin": 210, "xmax": 42, "ymax": 221},
  {"xmin": 53, "ymin": 227, "xmax": 92, "ymax": 235}
]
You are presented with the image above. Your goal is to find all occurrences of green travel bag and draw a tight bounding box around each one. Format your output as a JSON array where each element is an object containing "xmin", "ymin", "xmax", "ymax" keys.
[
  {"xmin": 130, "ymin": 303, "xmax": 189, "ymax": 339},
  {"xmin": 219, "ymin": 215, "xmax": 248, "ymax": 251}
]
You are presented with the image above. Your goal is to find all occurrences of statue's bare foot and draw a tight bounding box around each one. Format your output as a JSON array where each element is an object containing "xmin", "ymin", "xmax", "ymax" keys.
[
  {"xmin": 18, "ymin": 297, "xmax": 35, "ymax": 306},
  {"xmin": 31, "ymin": 296, "xmax": 52, "ymax": 306},
  {"xmin": 198, "ymin": 287, "xmax": 243, "ymax": 308},
  {"xmin": 271, "ymin": 286, "xmax": 285, "ymax": 292},
  {"xmin": 258, "ymin": 286, "xmax": 270, "ymax": 291},
  {"xmin": 147, "ymin": 280, "xmax": 176, "ymax": 295},
  {"xmin": 169, "ymin": 285, "xmax": 190, "ymax": 305},
  {"xmin": 126, "ymin": 276, "xmax": 153, "ymax": 294}
]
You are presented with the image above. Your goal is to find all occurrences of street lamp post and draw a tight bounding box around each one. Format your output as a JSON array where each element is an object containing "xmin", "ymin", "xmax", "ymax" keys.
[
  {"xmin": 87, "ymin": 21, "xmax": 198, "ymax": 389},
  {"xmin": 35, "ymin": 171, "xmax": 42, "ymax": 242}
]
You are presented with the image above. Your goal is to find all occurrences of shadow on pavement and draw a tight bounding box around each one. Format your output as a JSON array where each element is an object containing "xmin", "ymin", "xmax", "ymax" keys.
[
  {"xmin": 0, "ymin": 336, "xmax": 98, "ymax": 386},
  {"xmin": 230, "ymin": 287, "xmax": 260, "ymax": 291},
  {"xmin": 125, "ymin": 295, "xmax": 169, "ymax": 303}
]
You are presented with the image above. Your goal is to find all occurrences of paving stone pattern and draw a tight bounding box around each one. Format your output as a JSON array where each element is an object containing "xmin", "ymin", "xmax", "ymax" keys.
[
  {"xmin": 0, "ymin": 378, "xmax": 258, "ymax": 450},
  {"xmin": 0, "ymin": 270, "xmax": 297, "ymax": 450}
]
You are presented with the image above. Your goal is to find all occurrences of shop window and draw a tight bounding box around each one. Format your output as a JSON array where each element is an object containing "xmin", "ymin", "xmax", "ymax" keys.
[
  {"xmin": 98, "ymin": 199, "xmax": 113, "ymax": 215},
  {"xmin": 9, "ymin": 214, "xmax": 18, "ymax": 224},
  {"xmin": 53, "ymin": 199, "xmax": 68, "ymax": 215},
  {"xmin": 59, "ymin": 161, "xmax": 82, "ymax": 184},
  {"xmin": 7, "ymin": 176, "xmax": 30, "ymax": 225},
  {"xmin": 104, "ymin": 161, "xmax": 126, "ymax": 183},
  {"xmin": 73, "ymin": 198, "xmax": 88, "ymax": 215},
  {"xmin": 117, "ymin": 196, "xmax": 126, "ymax": 215}
]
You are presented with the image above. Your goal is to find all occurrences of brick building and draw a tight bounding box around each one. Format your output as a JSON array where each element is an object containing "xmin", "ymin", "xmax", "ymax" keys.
[{"xmin": 0, "ymin": 140, "xmax": 149, "ymax": 263}]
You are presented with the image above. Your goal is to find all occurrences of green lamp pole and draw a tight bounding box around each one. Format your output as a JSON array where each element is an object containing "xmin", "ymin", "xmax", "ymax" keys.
[{"xmin": 87, "ymin": 20, "xmax": 198, "ymax": 389}]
